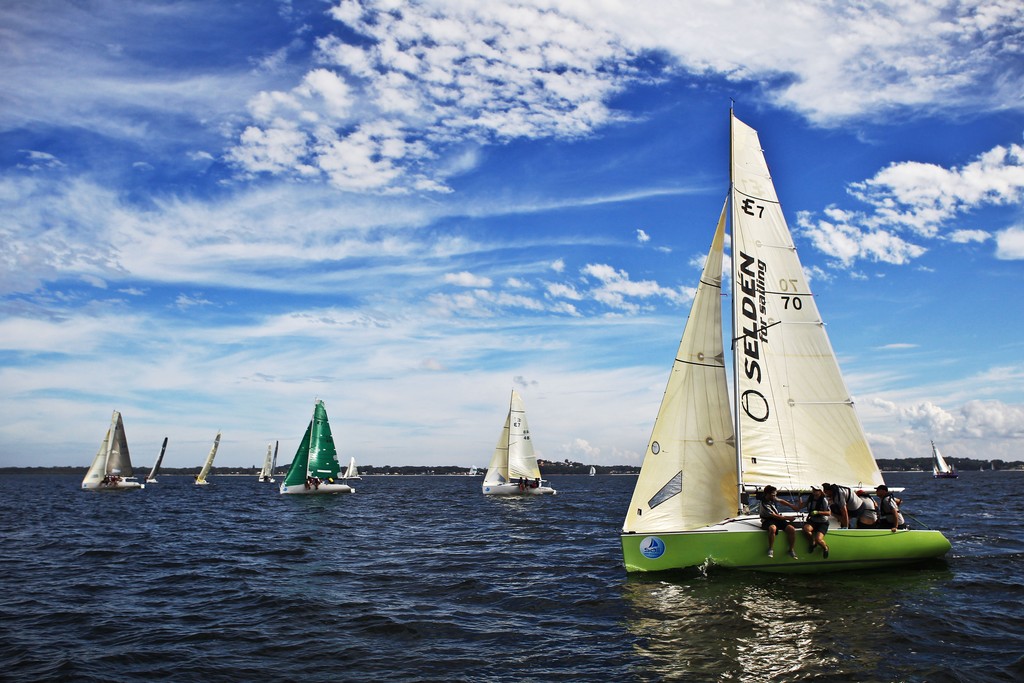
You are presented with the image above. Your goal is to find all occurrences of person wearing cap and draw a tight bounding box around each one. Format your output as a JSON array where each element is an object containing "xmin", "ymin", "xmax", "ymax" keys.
[
  {"xmin": 759, "ymin": 485, "xmax": 800, "ymax": 559},
  {"xmin": 875, "ymin": 485, "xmax": 905, "ymax": 532},
  {"xmin": 801, "ymin": 485, "xmax": 831, "ymax": 558}
]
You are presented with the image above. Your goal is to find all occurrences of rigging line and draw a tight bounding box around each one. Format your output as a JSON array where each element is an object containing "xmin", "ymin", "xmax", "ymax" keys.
[
  {"xmin": 729, "ymin": 319, "xmax": 782, "ymax": 349},
  {"xmin": 732, "ymin": 186, "xmax": 780, "ymax": 204},
  {"xmin": 675, "ymin": 358, "xmax": 724, "ymax": 368}
]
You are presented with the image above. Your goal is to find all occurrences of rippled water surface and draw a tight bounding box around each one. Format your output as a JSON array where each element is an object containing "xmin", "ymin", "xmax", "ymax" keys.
[{"xmin": 1, "ymin": 471, "xmax": 1022, "ymax": 681}]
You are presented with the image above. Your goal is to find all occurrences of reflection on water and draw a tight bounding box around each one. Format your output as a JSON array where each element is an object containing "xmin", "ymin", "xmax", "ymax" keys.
[{"xmin": 622, "ymin": 568, "xmax": 955, "ymax": 681}]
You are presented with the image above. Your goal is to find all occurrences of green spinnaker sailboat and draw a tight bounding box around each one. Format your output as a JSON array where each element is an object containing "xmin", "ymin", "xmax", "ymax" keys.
[
  {"xmin": 280, "ymin": 400, "xmax": 354, "ymax": 495},
  {"xmin": 621, "ymin": 111, "xmax": 951, "ymax": 574}
]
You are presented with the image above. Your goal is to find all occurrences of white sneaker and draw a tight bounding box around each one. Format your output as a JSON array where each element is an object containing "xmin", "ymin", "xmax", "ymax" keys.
[
  {"xmin": 789, "ymin": 550, "xmax": 798, "ymax": 559},
  {"xmin": 767, "ymin": 549, "xmax": 774, "ymax": 558}
]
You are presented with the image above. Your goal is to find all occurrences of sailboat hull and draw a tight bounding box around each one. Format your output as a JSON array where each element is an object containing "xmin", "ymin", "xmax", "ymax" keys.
[
  {"xmin": 621, "ymin": 517, "xmax": 951, "ymax": 574},
  {"xmin": 482, "ymin": 482, "xmax": 556, "ymax": 496},
  {"xmin": 279, "ymin": 482, "xmax": 353, "ymax": 495},
  {"xmin": 81, "ymin": 479, "xmax": 144, "ymax": 491}
]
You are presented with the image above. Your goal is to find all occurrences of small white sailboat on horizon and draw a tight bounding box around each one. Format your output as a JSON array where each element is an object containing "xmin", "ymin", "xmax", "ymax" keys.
[
  {"xmin": 194, "ymin": 432, "xmax": 221, "ymax": 486},
  {"xmin": 342, "ymin": 455, "xmax": 361, "ymax": 481},
  {"xmin": 482, "ymin": 389, "xmax": 556, "ymax": 496},
  {"xmin": 145, "ymin": 437, "xmax": 168, "ymax": 484},
  {"xmin": 589, "ymin": 466, "xmax": 596, "ymax": 477},
  {"xmin": 82, "ymin": 410, "xmax": 144, "ymax": 490},
  {"xmin": 931, "ymin": 441, "xmax": 958, "ymax": 479},
  {"xmin": 620, "ymin": 110, "xmax": 950, "ymax": 573},
  {"xmin": 280, "ymin": 400, "xmax": 353, "ymax": 495},
  {"xmin": 258, "ymin": 441, "xmax": 278, "ymax": 483}
]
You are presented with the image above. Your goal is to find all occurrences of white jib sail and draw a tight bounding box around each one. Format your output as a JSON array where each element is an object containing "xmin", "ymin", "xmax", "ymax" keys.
[
  {"xmin": 730, "ymin": 113, "xmax": 882, "ymax": 491},
  {"xmin": 83, "ymin": 413, "xmax": 117, "ymax": 486},
  {"xmin": 623, "ymin": 201, "xmax": 737, "ymax": 533},
  {"xmin": 483, "ymin": 407, "xmax": 512, "ymax": 485}
]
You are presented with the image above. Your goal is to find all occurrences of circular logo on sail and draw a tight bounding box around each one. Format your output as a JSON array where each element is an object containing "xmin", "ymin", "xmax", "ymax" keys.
[
  {"xmin": 740, "ymin": 389, "xmax": 770, "ymax": 423},
  {"xmin": 639, "ymin": 536, "xmax": 666, "ymax": 559}
]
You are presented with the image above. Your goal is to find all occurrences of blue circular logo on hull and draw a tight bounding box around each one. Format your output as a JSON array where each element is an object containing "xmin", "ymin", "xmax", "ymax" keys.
[{"xmin": 640, "ymin": 536, "xmax": 666, "ymax": 559}]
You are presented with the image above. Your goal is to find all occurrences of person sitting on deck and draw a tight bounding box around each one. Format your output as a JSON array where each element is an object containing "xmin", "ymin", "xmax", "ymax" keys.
[
  {"xmin": 802, "ymin": 486, "xmax": 832, "ymax": 559},
  {"xmin": 823, "ymin": 482, "xmax": 867, "ymax": 528},
  {"xmin": 874, "ymin": 485, "xmax": 906, "ymax": 532},
  {"xmin": 759, "ymin": 485, "xmax": 800, "ymax": 559}
]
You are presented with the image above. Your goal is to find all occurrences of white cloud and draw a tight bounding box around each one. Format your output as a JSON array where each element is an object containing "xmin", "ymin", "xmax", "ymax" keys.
[
  {"xmin": 636, "ymin": 228, "xmax": 650, "ymax": 243},
  {"xmin": 580, "ymin": 263, "xmax": 694, "ymax": 312},
  {"xmin": 797, "ymin": 141, "xmax": 1024, "ymax": 268},
  {"xmin": 550, "ymin": 258, "xmax": 565, "ymax": 273},
  {"xmin": 871, "ymin": 397, "xmax": 1024, "ymax": 440},
  {"xmin": 995, "ymin": 226, "xmax": 1024, "ymax": 260},
  {"xmin": 947, "ymin": 229, "xmax": 990, "ymax": 244},
  {"xmin": 560, "ymin": 437, "xmax": 600, "ymax": 458},
  {"xmin": 444, "ymin": 271, "xmax": 493, "ymax": 288},
  {"xmin": 848, "ymin": 144, "xmax": 1024, "ymax": 237}
]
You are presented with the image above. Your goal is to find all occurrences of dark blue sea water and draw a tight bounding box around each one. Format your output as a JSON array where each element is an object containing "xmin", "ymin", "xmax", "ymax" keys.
[{"xmin": 1, "ymin": 471, "xmax": 1022, "ymax": 682}]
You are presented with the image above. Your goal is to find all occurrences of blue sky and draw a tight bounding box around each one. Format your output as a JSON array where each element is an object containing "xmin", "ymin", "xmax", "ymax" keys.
[{"xmin": 2, "ymin": 0, "xmax": 1022, "ymax": 470}]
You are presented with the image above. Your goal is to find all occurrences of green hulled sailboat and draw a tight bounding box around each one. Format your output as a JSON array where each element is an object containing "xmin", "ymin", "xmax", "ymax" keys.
[
  {"xmin": 280, "ymin": 400, "xmax": 354, "ymax": 495},
  {"xmin": 620, "ymin": 111, "xmax": 950, "ymax": 574}
]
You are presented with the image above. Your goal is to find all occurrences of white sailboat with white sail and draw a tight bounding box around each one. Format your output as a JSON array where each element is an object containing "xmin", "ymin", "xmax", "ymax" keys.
[
  {"xmin": 342, "ymin": 456, "xmax": 361, "ymax": 481},
  {"xmin": 931, "ymin": 441, "xmax": 958, "ymax": 479},
  {"xmin": 621, "ymin": 111, "xmax": 950, "ymax": 573},
  {"xmin": 482, "ymin": 390, "xmax": 556, "ymax": 496},
  {"xmin": 589, "ymin": 466, "xmax": 596, "ymax": 477},
  {"xmin": 194, "ymin": 432, "xmax": 221, "ymax": 486},
  {"xmin": 81, "ymin": 410, "xmax": 144, "ymax": 490},
  {"xmin": 146, "ymin": 437, "xmax": 168, "ymax": 484},
  {"xmin": 258, "ymin": 441, "xmax": 277, "ymax": 483}
]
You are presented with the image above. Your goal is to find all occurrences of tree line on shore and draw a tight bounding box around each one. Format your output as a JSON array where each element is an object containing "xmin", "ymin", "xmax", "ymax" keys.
[{"xmin": 2, "ymin": 456, "xmax": 1017, "ymax": 476}]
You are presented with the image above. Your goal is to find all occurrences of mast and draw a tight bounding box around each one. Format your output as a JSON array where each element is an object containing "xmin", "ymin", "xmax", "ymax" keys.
[
  {"xmin": 729, "ymin": 107, "xmax": 744, "ymax": 515},
  {"xmin": 306, "ymin": 401, "xmax": 318, "ymax": 478}
]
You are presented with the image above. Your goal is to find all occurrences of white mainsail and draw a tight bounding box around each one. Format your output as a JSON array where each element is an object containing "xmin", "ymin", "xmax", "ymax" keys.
[
  {"xmin": 730, "ymin": 114, "xmax": 882, "ymax": 494},
  {"xmin": 506, "ymin": 390, "xmax": 542, "ymax": 481},
  {"xmin": 195, "ymin": 432, "xmax": 221, "ymax": 485},
  {"xmin": 932, "ymin": 441, "xmax": 952, "ymax": 475},
  {"xmin": 146, "ymin": 437, "xmax": 168, "ymax": 483},
  {"xmin": 258, "ymin": 443, "xmax": 274, "ymax": 480},
  {"xmin": 623, "ymin": 201, "xmax": 737, "ymax": 533},
  {"xmin": 343, "ymin": 456, "xmax": 361, "ymax": 479}
]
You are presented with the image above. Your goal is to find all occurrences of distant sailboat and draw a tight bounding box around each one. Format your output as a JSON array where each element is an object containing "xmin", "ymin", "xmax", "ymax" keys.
[
  {"xmin": 931, "ymin": 441, "xmax": 958, "ymax": 479},
  {"xmin": 343, "ymin": 455, "xmax": 361, "ymax": 481},
  {"xmin": 145, "ymin": 437, "xmax": 168, "ymax": 484},
  {"xmin": 258, "ymin": 441, "xmax": 277, "ymax": 483},
  {"xmin": 194, "ymin": 432, "xmax": 221, "ymax": 486},
  {"xmin": 468, "ymin": 467, "xmax": 478, "ymax": 476},
  {"xmin": 620, "ymin": 111, "xmax": 950, "ymax": 573},
  {"xmin": 82, "ymin": 410, "xmax": 144, "ymax": 490},
  {"xmin": 589, "ymin": 466, "xmax": 596, "ymax": 477},
  {"xmin": 482, "ymin": 390, "xmax": 556, "ymax": 496},
  {"xmin": 280, "ymin": 400, "xmax": 353, "ymax": 495}
]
